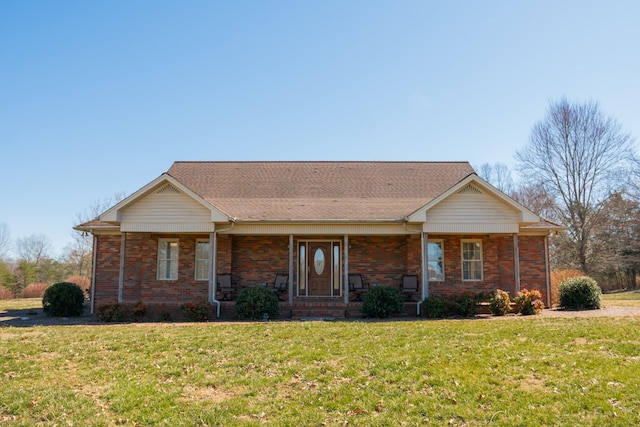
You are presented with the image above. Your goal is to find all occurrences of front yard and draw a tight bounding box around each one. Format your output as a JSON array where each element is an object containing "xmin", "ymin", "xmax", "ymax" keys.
[{"xmin": 1, "ymin": 295, "xmax": 640, "ymax": 426}]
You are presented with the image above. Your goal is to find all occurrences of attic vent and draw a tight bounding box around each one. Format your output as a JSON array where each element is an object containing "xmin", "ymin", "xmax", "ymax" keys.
[
  {"xmin": 157, "ymin": 184, "xmax": 181, "ymax": 194},
  {"xmin": 458, "ymin": 184, "xmax": 482, "ymax": 195}
]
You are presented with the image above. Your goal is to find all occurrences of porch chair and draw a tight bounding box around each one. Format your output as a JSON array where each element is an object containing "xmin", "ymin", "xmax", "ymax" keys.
[
  {"xmin": 273, "ymin": 273, "xmax": 289, "ymax": 301},
  {"xmin": 401, "ymin": 275, "xmax": 419, "ymax": 301},
  {"xmin": 216, "ymin": 273, "xmax": 234, "ymax": 301},
  {"xmin": 348, "ymin": 273, "xmax": 370, "ymax": 301}
]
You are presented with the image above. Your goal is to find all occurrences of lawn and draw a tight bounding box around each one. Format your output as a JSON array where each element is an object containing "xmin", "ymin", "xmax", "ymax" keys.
[{"xmin": 2, "ymin": 305, "xmax": 640, "ymax": 426}]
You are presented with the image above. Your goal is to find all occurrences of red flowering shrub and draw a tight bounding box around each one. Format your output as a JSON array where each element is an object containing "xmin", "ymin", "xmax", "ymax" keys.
[{"xmin": 514, "ymin": 289, "xmax": 544, "ymax": 315}]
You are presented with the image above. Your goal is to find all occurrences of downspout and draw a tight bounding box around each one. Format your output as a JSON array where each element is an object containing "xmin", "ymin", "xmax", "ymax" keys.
[
  {"xmin": 90, "ymin": 232, "xmax": 97, "ymax": 314},
  {"xmin": 513, "ymin": 234, "xmax": 520, "ymax": 294},
  {"xmin": 403, "ymin": 222, "xmax": 426, "ymax": 316},
  {"xmin": 210, "ymin": 220, "xmax": 235, "ymax": 318},
  {"xmin": 118, "ymin": 232, "xmax": 126, "ymax": 303},
  {"xmin": 545, "ymin": 235, "xmax": 551, "ymax": 308}
]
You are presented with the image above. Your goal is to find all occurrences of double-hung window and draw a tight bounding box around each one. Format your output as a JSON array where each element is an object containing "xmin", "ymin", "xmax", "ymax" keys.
[
  {"xmin": 427, "ymin": 240, "xmax": 444, "ymax": 281},
  {"xmin": 195, "ymin": 240, "xmax": 210, "ymax": 281},
  {"xmin": 462, "ymin": 240, "xmax": 483, "ymax": 281},
  {"xmin": 157, "ymin": 239, "xmax": 179, "ymax": 281}
]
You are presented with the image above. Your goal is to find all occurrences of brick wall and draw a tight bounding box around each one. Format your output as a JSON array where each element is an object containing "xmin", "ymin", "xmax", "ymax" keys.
[
  {"xmin": 231, "ymin": 235, "xmax": 290, "ymax": 287},
  {"xmin": 93, "ymin": 234, "xmax": 122, "ymax": 306},
  {"xmin": 518, "ymin": 235, "xmax": 548, "ymax": 303},
  {"xmin": 348, "ymin": 235, "xmax": 419, "ymax": 287}
]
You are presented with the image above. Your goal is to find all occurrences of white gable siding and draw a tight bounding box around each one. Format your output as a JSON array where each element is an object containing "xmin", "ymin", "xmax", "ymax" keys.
[
  {"xmin": 119, "ymin": 184, "xmax": 215, "ymax": 232},
  {"xmin": 424, "ymin": 185, "xmax": 521, "ymax": 233}
]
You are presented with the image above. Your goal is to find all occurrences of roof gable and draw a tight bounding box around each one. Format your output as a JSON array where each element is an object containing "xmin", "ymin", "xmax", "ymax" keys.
[
  {"xmin": 100, "ymin": 174, "xmax": 230, "ymax": 227},
  {"xmin": 407, "ymin": 174, "xmax": 540, "ymax": 231}
]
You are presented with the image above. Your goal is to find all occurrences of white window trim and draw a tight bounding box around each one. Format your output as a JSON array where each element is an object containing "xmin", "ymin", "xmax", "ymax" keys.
[
  {"xmin": 157, "ymin": 238, "xmax": 179, "ymax": 281},
  {"xmin": 195, "ymin": 239, "xmax": 210, "ymax": 282},
  {"xmin": 428, "ymin": 239, "xmax": 445, "ymax": 282},
  {"xmin": 461, "ymin": 239, "xmax": 483, "ymax": 282}
]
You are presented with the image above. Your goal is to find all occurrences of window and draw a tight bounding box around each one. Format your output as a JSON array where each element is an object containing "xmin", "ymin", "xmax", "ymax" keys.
[
  {"xmin": 157, "ymin": 239, "xmax": 179, "ymax": 280},
  {"xmin": 195, "ymin": 240, "xmax": 210, "ymax": 281},
  {"xmin": 428, "ymin": 240, "xmax": 444, "ymax": 281},
  {"xmin": 462, "ymin": 240, "xmax": 482, "ymax": 281}
]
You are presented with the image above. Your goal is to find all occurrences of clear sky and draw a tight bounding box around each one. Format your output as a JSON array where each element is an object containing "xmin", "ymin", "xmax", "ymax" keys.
[{"xmin": 1, "ymin": 1, "xmax": 639, "ymax": 258}]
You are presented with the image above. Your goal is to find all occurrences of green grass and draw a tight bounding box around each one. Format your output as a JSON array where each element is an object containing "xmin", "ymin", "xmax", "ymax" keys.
[
  {"xmin": 0, "ymin": 298, "xmax": 42, "ymax": 311},
  {"xmin": 2, "ymin": 315, "xmax": 640, "ymax": 426},
  {"xmin": 602, "ymin": 290, "xmax": 640, "ymax": 307}
]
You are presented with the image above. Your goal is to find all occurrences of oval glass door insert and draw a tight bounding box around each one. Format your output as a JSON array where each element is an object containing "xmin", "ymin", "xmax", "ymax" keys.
[{"xmin": 314, "ymin": 248, "xmax": 325, "ymax": 275}]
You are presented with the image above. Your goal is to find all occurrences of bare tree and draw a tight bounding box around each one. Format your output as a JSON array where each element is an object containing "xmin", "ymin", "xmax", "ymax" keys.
[
  {"xmin": 0, "ymin": 223, "xmax": 10, "ymax": 259},
  {"xmin": 15, "ymin": 234, "xmax": 52, "ymax": 265},
  {"xmin": 510, "ymin": 182, "xmax": 557, "ymax": 222},
  {"xmin": 516, "ymin": 97, "xmax": 637, "ymax": 274},
  {"xmin": 69, "ymin": 193, "xmax": 126, "ymax": 277},
  {"xmin": 476, "ymin": 162, "xmax": 514, "ymax": 194}
]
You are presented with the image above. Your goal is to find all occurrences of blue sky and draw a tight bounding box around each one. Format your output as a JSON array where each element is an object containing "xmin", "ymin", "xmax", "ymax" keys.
[{"xmin": 1, "ymin": 1, "xmax": 639, "ymax": 258}]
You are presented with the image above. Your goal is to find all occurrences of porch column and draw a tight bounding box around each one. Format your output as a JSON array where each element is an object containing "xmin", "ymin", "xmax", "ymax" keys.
[
  {"xmin": 513, "ymin": 233, "xmax": 521, "ymax": 293},
  {"xmin": 344, "ymin": 235, "xmax": 349, "ymax": 304},
  {"xmin": 90, "ymin": 234, "xmax": 97, "ymax": 314},
  {"xmin": 210, "ymin": 232, "xmax": 220, "ymax": 317},
  {"xmin": 545, "ymin": 235, "xmax": 551, "ymax": 307},
  {"xmin": 289, "ymin": 235, "xmax": 294, "ymax": 304},
  {"xmin": 118, "ymin": 232, "xmax": 126, "ymax": 303},
  {"xmin": 422, "ymin": 232, "xmax": 429, "ymax": 299}
]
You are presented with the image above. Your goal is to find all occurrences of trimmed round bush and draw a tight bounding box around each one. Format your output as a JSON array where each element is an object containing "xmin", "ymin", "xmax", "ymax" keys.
[
  {"xmin": 236, "ymin": 286, "xmax": 279, "ymax": 320},
  {"xmin": 42, "ymin": 281, "xmax": 85, "ymax": 317},
  {"xmin": 362, "ymin": 285, "xmax": 404, "ymax": 318},
  {"xmin": 559, "ymin": 276, "xmax": 601, "ymax": 310},
  {"xmin": 490, "ymin": 289, "xmax": 511, "ymax": 316}
]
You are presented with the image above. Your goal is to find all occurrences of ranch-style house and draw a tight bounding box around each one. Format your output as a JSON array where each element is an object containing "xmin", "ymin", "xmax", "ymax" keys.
[{"xmin": 76, "ymin": 161, "xmax": 563, "ymax": 319}]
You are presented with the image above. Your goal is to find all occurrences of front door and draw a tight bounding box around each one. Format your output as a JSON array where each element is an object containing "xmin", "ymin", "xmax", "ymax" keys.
[{"xmin": 307, "ymin": 242, "xmax": 332, "ymax": 296}]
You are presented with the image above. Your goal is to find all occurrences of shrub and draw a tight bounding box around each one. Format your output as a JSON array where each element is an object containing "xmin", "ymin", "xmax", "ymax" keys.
[
  {"xmin": 23, "ymin": 283, "xmax": 49, "ymax": 298},
  {"xmin": 158, "ymin": 312, "xmax": 172, "ymax": 322},
  {"xmin": 550, "ymin": 269, "xmax": 582, "ymax": 307},
  {"xmin": 131, "ymin": 301, "xmax": 147, "ymax": 322},
  {"xmin": 422, "ymin": 295, "xmax": 446, "ymax": 318},
  {"xmin": 42, "ymin": 282, "xmax": 85, "ymax": 317},
  {"xmin": 0, "ymin": 287, "xmax": 14, "ymax": 300},
  {"xmin": 421, "ymin": 293, "xmax": 484, "ymax": 318},
  {"xmin": 236, "ymin": 286, "xmax": 279, "ymax": 320},
  {"xmin": 181, "ymin": 300, "xmax": 214, "ymax": 321},
  {"xmin": 559, "ymin": 276, "xmax": 601, "ymax": 310},
  {"xmin": 514, "ymin": 289, "xmax": 544, "ymax": 315},
  {"xmin": 97, "ymin": 303, "xmax": 125, "ymax": 322},
  {"xmin": 362, "ymin": 285, "xmax": 404, "ymax": 318},
  {"xmin": 490, "ymin": 289, "xmax": 511, "ymax": 316}
]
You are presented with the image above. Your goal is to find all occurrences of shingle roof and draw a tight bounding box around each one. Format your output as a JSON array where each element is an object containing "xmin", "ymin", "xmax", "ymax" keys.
[{"xmin": 167, "ymin": 161, "xmax": 475, "ymax": 221}]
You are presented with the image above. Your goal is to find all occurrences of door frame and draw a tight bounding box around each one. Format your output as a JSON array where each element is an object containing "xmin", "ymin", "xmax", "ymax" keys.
[{"xmin": 297, "ymin": 239, "xmax": 342, "ymax": 297}]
